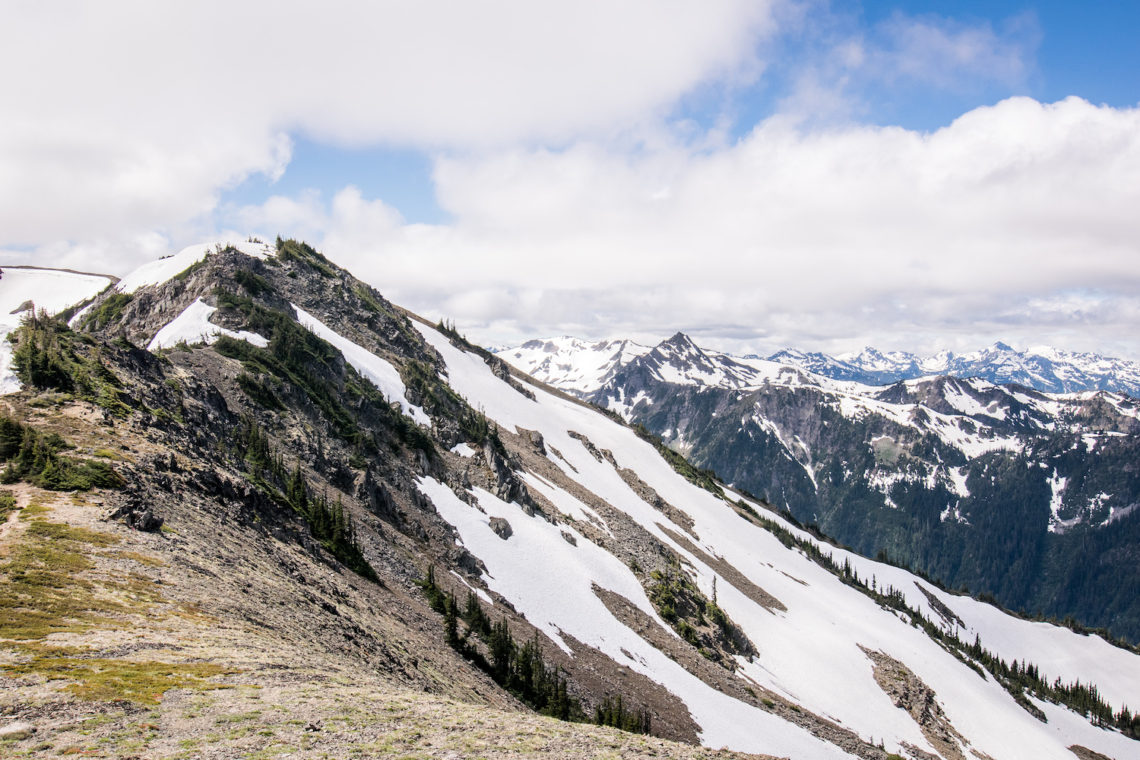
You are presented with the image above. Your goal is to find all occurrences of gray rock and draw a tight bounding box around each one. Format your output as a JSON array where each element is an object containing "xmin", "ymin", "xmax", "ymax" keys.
[{"xmin": 489, "ymin": 517, "xmax": 512, "ymax": 540}]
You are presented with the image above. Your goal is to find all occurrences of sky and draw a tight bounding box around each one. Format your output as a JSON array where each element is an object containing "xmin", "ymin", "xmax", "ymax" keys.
[{"xmin": 2, "ymin": 1, "xmax": 1139, "ymax": 358}]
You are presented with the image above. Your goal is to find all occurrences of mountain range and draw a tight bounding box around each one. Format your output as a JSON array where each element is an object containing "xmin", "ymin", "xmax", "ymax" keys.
[
  {"xmin": 500, "ymin": 336, "xmax": 1140, "ymax": 398},
  {"xmin": 0, "ymin": 245, "xmax": 1138, "ymax": 759},
  {"xmin": 502, "ymin": 333, "xmax": 1140, "ymax": 643}
]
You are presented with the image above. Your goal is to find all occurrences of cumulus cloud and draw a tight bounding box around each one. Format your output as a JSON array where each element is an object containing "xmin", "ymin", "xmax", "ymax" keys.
[
  {"xmin": 4, "ymin": 3, "xmax": 1138, "ymax": 358},
  {"xmin": 237, "ymin": 96, "xmax": 1140, "ymax": 356},
  {"xmin": 0, "ymin": 0, "xmax": 776, "ymax": 261}
]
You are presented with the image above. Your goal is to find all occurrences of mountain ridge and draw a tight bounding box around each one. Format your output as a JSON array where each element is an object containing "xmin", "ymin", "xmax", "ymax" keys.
[
  {"xmin": 1, "ymin": 242, "xmax": 1138, "ymax": 759},
  {"xmin": 500, "ymin": 334, "xmax": 1140, "ymax": 398}
]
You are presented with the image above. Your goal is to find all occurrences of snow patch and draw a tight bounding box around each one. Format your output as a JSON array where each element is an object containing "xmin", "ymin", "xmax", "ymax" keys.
[
  {"xmin": 0, "ymin": 267, "xmax": 115, "ymax": 394},
  {"xmin": 450, "ymin": 442, "xmax": 476, "ymax": 458},
  {"xmin": 116, "ymin": 239, "xmax": 273, "ymax": 295},
  {"xmin": 147, "ymin": 298, "xmax": 268, "ymax": 351}
]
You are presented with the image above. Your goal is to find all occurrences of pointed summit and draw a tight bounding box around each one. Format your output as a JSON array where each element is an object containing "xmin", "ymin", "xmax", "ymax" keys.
[{"xmin": 661, "ymin": 331, "xmax": 697, "ymax": 348}]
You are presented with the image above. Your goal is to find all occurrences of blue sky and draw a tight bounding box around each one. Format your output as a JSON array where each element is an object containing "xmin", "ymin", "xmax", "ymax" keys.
[
  {"xmin": 3, "ymin": 1, "xmax": 1140, "ymax": 356},
  {"xmin": 222, "ymin": 2, "xmax": 1140, "ymax": 227}
]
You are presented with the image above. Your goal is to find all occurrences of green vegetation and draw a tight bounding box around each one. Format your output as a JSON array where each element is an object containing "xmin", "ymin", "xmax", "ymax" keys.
[
  {"xmin": 646, "ymin": 565, "xmax": 738, "ymax": 662},
  {"xmin": 4, "ymin": 654, "xmax": 231, "ymax": 705},
  {"xmin": 286, "ymin": 462, "xmax": 377, "ymax": 581},
  {"xmin": 236, "ymin": 417, "xmax": 378, "ymax": 582},
  {"xmin": 8, "ymin": 313, "xmax": 130, "ymax": 415},
  {"xmin": 234, "ymin": 269, "xmax": 272, "ymax": 296},
  {"xmin": 0, "ymin": 416, "xmax": 124, "ymax": 491},
  {"xmin": 402, "ymin": 358, "xmax": 501, "ymax": 452},
  {"xmin": 275, "ymin": 237, "xmax": 338, "ymax": 278},
  {"xmin": 236, "ymin": 372, "xmax": 285, "ymax": 410},
  {"xmin": 80, "ymin": 292, "xmax": 133, "ymax": 330},
  {"xmin": 215, "ymin": 289, "xmax": 433, "ymax": 455},
  {"xmin": 354, "ymin": 283, "xmax": 387, "ymax": 315},
  {"xmin": 0, "ymin": 513, "xmax": 234, "ymax": 704},
  {"xmin": 420, "ymin": 567, "xmax": 650, "ymax": 734},
  {"xmin": 0, "ymin": 490, "xmax": 15, "ymax": 520},
  {"xmin": 0, "ymin": 516, "xmax": 125, "ymax": 641}
]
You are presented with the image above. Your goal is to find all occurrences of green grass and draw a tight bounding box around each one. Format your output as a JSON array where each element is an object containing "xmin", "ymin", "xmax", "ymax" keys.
[
  {"xmin": 5, "ymin": 655, "xmax": 233, "ymax": 704},
  {"xmin": 0, "ymin": 490, "xmax": 15, "ymax": 520},
  {"xmin": 0, "ymin": 514, "xmax": 238, "ymax": 704}
]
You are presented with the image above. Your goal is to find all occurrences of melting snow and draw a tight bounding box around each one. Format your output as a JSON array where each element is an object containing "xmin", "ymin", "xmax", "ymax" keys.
[
  {"xmin": 412, "ymin": 319, "xmax": 1140, "ymax": 758},
  {"xmin": 450, "ymin": 442, "xmax": 476, "ymax": 458}
]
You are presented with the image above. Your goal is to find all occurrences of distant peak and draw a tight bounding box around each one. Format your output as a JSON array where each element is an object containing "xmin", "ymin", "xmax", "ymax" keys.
[
  {"xmin": 990, "ymin": 341, "xmax": 1015, "ymax": 352},
  {"xmin": 661, "ymin": 331, "xmax": 696, "ymax": 348}
]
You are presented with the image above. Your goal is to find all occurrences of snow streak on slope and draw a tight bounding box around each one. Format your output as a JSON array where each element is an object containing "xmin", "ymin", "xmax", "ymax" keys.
[
  {"xmin": 0, "ymin": 267, "xmax": 114, "ymax": 394},
  {"xmin": 415, "ymin": 321, "xmax": 1140, "ymax": 760},
  {"xmin": 292, "ymin": 304, "xmax": 429, "ymax": 425},
  {"xmin": 147, "ymin": 298, "xmax": 269, "ymax": 351}
]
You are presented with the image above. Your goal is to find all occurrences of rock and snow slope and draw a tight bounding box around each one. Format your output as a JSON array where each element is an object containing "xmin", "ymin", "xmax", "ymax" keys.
[
  {"xmin": 7, "ymin": 242, "xmax": 1140, "ymax": 759},
  {"xmin": 417, "ymin": 322, "xmax": 1140, "ymax": 759}
]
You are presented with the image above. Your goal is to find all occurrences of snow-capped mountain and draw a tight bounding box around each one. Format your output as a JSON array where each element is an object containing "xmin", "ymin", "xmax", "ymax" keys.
[
  {"xmin": 498, "ymin": 336, "xmax": 652, "ymax": 396},
  {"xmin": 4, "ymin": 243, "xmax": 1140, "ymax": 759},
  {"xmin": 579, "ymin": 332, "xmax": 1140, "ymax": 643},
  {"xmin": 777, "ymin": 342, "xmax": 1140, "ymax": 397},
  {"xmin": 503, "ymin": 336, "xmax": 1140, "ymax": 398}
]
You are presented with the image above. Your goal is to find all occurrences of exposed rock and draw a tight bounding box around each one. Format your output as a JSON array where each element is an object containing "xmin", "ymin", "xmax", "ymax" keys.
[
  {"xmin": 862, "ymin": 646, "xmax": 967, "ymax": 760},
  {"xmin": 489, "ymin": 517, "xmax": 512, "ymax": 540},
  {"xmin": 106, "ymin": 500, "xmax": 164, "ymax": 532}
]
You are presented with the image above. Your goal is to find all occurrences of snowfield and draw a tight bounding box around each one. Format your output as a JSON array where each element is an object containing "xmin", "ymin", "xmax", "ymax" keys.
[{"xmin": 416, "ymin": 321, "xmax": 1140, "ymax": 759}]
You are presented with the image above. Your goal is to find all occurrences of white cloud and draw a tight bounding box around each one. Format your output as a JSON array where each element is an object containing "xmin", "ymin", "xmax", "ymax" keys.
[
  {"xmin": 240, "ymin": 96, "xmax": 1140, "ymax": 357},
  {"xmin": 3, "ymin": 3, "xmax": 1137, "ymax": 358},
  {"xmin": 872, "ymin": 12, "xmax": 1039, "ymax": 90},
  {"xmin": 0, "ymin": 0, "xmax": 777, "ymax": 260}
]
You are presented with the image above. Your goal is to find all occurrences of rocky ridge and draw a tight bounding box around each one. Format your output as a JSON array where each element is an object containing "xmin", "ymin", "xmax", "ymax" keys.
[{"xmin": 0, "ymin": 240, "xmax": 1137, "ymax": 759}]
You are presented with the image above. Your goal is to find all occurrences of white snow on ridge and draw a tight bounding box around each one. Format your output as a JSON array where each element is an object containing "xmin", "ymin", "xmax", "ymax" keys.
[
  {"xmin": 116, "ymin": 240, "xmax": 273, "ymax": 295},
  {"xmin": 291, "ymin": 304, "xmax": 429, "ymax": 426},
  {"xmin": 0, "ymin": 267, "xmax": 115, "ymax": 394},
  {"xmin": 412, "ymin": 320, "xmax": 1138, "ymax": 759},
  {"xmin": 0, "ymin": 267, "xmax": 113, "ymax": 317},
  {"xmin": 147, "ymin": 298, "xmax": 268, "ymax": 351}
]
